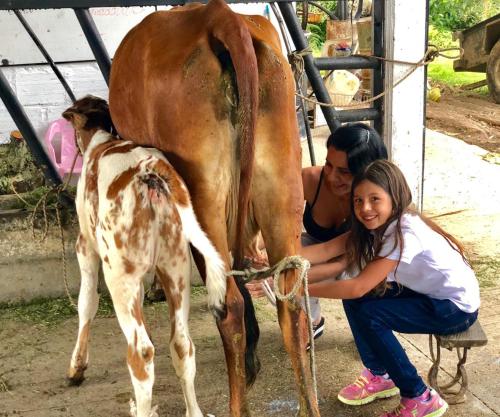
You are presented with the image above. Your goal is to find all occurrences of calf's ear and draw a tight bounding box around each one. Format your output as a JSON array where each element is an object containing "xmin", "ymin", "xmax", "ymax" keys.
[{"xmin": 62, "ymin": 110, "xmax": 88, "ymax": 131}]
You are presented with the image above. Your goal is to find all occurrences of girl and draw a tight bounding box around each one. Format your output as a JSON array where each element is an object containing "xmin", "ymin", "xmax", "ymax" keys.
[
  {"xmin": 300, "ymin": 123, "xmax": 387, "ymax": 340},
  {"xmin": 306, "ymin": 160, "xmax": 480, "ymax": 417}
]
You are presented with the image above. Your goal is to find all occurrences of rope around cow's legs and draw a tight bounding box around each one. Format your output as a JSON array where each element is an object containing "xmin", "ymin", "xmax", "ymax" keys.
[{"xmin": 228, "ymin": 255, "xmax": 318, "ymax": 400}]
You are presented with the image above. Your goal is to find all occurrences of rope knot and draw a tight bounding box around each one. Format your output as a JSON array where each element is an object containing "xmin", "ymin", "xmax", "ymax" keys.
[{"xmin": 288, "ymin": 48, "xmax": 312, "ymax": 85}]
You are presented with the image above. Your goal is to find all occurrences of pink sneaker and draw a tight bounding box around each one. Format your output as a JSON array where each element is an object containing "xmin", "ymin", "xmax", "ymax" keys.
[
  {"xmin": 380, "ymin": 388, "xmax": 448, "ymax": 417},
  {"xmin": 338, "ymin": 368, "xmax": 399, "ymax": 405}
]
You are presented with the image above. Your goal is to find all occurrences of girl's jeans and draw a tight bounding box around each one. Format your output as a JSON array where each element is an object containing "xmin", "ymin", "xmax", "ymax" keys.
[{"xmin": 343, "ymin": 283, "xmax": 478, "ymax": 398}]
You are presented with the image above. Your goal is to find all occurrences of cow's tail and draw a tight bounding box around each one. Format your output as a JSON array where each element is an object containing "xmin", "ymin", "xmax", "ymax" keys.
[{"xmin": 207, "ymin": 0, "xmax": 261, "ymax": 387}]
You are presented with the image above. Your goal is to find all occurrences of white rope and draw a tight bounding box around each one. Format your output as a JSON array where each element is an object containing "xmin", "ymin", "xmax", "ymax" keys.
[{"xmin": 228, "ymin": 255, "xmax": 318, "ymax": 399}]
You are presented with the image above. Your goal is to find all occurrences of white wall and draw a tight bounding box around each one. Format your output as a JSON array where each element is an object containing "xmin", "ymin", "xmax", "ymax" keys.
[
  {"xmin": 383, "ymin": 0, "xmax": 427, "ymax": 210},
  {"xmin": 0, "ymin": 63, "xmax": 108, "ymax": 144},
  {"xmin": 0, "ymin": 4, "xmax": 284, "ymax": 145}
]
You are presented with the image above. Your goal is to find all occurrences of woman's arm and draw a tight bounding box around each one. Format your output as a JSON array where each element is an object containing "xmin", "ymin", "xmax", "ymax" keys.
[
  {"xmin": 300, "ymin": 232, "xmax": 349, "ymax": 265},
  {"xmin": 308, "ymin": 257, "xmax": 397, "ymax": 299}
]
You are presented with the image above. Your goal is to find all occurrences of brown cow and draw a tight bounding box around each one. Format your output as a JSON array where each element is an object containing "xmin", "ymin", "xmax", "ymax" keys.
[{"xmin": 109, "ymin": 0, "xmax": 318, "ymax": 416}]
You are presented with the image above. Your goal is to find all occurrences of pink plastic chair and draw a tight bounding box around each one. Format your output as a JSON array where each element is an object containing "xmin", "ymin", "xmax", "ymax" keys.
[{"xmin": 44, "ymin": 118, "xmax": 83, "ymax": 179}]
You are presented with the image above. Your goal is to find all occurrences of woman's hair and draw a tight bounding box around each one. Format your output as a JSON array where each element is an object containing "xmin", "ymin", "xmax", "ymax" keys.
[
  {"xmin": 326, "ymin": 123, "xmax": 388, "ymax": 176},
  {"xmin": 347, "ymin": 160, "xmax": 469, "ymax": 294}
]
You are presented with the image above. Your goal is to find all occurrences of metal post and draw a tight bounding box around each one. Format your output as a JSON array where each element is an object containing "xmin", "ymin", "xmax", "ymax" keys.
[
  {"xmin": 337, "ymin": 0, "xmax": 348, "ymax": 20},
  {"xmin": 372, "ymin": 0, "xmax": 385, "ymax": 134},
  {"xmin": 74, "ymin": 8, "xmax": 111, "ymax": 85},
  {"xmin": 0, "ymin": 69, "xmax": 62, "ymax": 187},
  {"xmin": 278, "ymin": 1, "xmax": 341, "ymax": 133}
]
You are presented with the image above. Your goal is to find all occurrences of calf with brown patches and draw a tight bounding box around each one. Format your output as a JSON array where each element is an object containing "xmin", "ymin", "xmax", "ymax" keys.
[{"xmin": 63, "ymin": 95, "xmax": 226, "ymax": 417}]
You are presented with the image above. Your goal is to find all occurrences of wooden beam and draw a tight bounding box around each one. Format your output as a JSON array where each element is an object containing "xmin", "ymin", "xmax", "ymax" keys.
[{"xmin": 461, "ymin": 79, "xmax": 488, "ymax": 90}]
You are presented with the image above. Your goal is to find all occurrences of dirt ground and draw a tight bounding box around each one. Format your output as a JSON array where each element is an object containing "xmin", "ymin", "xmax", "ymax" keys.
[
  {"xmin": 0, "ymin": 288, "xmax": 498, "ymax": 417},
  {"xmin": 426, "ymin": 89, "xmax": 500, "ymax": 153},
  {"xmin": 0, "ymin": 90, "xmax": 499, "ymax": 417}
]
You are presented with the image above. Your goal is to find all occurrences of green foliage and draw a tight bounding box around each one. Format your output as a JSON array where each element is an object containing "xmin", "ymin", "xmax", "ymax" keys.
[
  {"xmin": 428, "ymin": 57, "xmax": 488, "ymax": 94},
  {"xmin": 429, "ymin": 0, "xmax": 497, "ymax": 31},
  {"xmin": 428, "ymin": 25, "xmax": 457, "ymax": 49},
  {"xmin": 307, "ymin": 22, "xmax": 327, "ymax": 53},
  {"xmin": 0, "ymin": 139, "xmax": 45, "ymax": 195}
]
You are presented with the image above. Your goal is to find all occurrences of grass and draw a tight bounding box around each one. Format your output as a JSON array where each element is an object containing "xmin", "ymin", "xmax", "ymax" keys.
[
  {"xmin": 470, "ymin": 256, "xmax": 500, "ymax": 288},
  {"xmin": 0, "ymin": 286, "xmax": 208, "ymax": 327},
  {"xmin": 427, "ymin": 57, "xmax": 489, "ymax": 95},
  {"xmin": 0, "ymin": 294, "xmax": 115, "ymax": 327}
]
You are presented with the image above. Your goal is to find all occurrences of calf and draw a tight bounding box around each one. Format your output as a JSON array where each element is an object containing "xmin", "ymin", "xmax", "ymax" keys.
[{"xmin": 63, "ymin": 95, "xmax": 226, "ymax": 417}]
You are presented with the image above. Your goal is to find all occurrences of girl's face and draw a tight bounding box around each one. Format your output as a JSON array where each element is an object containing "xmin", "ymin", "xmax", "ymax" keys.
[
  {"xmin": 324, "ymin": 147, "xmax": 353, "ymax": 197},
  {"xmin": 353, "ymin": 179, "xmax": 393, "ymax": 230}
]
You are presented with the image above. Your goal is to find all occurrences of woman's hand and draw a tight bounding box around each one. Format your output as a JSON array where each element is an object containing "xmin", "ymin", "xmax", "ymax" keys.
[{"xmin": 245, "ymin": 277, "xmax": 274, "ymax": 299}]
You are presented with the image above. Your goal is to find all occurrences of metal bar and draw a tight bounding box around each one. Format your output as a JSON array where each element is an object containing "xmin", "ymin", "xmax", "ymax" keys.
[
  {"xmin": 14, "ymin": 10, "xmax": 76, "ymax": 102},
  {"xmin": 314, "ymin": 55, "xmax": 380, "ymax": 70},
  {"xmin": 1, "ymin": 0, "xmax": 296, "ymax": 9},
  {"xmin": 336, "ymin": 0, "xmax": 348, "ymax": 20},
  {"xmin": 278, "ymin": 1, "xmax": 341, "ymax": 133},
  {"xmin": 372, "ymin": 0, "xmax": 384, "ymax": 133},
  {"xmin": 421, "ymin": 0, "xmax": 430, "ymax": 213},
  {"xmin": 299, "ymin": 99, "xmax": 316, "ymax": 166},
  {"xmin": 335, "ymin": 108, "xmax": 380, "ymax": 123},
  {"xmin": 269, "ymin": 1, "xmax": 316, "ymax": 165},
  {"xmin": 0, "ymin": 70, "xmax": 62, "ymax": 187},
  {"xmin": 354, "ymin": 0, "xmax": 363, "ymax": 20},
  {"xmin": 74, "ymin": 8, "xmax": 111, "ymax": 85}
]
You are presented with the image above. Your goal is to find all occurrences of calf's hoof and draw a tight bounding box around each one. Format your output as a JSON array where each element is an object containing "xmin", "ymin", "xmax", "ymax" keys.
[{"xmin": 67, "ymin": 367, "xmax": 86, "ymax": 386}]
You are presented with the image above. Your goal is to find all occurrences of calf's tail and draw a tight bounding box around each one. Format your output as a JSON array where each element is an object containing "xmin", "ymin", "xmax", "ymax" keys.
[{"xmin": 147, "ymin": 158, "xmax": 227, "ymax": 318}]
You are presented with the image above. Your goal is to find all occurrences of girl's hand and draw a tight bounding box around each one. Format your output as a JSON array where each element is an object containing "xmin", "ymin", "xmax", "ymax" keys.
[{"xmin": 300, "ymin": 232, "xmax": 349, "ymax": 265}]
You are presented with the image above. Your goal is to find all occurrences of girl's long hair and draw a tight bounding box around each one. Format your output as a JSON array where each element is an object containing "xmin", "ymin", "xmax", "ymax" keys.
[{"xmin": 347, "ymin": 160, "xmax": 469, "ymax": 294}]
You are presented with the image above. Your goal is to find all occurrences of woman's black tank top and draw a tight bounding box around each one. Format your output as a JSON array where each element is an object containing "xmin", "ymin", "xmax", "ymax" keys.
[{"xmin": 303, "ymin": 168, "xmax": 350, "ymax": 242}]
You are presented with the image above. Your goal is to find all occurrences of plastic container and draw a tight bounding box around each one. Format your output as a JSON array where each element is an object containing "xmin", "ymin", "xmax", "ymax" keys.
[
  {"xmin": 325, "ymin": 70, "xmax": 360, "ymax": 107},
  {"xmin": 44, "ymin": 118, "xmax": 82, "ymax": 179}
]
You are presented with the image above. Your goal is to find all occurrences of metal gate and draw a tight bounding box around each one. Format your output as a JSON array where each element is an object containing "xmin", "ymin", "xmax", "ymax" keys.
[{"xmin": 0, "ymin": 0, "xmax": 385, "ymax": 188}]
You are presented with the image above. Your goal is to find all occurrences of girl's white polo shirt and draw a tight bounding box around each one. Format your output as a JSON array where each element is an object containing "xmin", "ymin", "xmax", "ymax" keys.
[{"xmin": 379, "ymin": 213, "xmax": 480, "ymax": 313}]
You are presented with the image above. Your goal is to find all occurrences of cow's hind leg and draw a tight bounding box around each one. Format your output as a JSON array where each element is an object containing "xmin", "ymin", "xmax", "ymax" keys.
[
  {"xmin": 252, "ymin": 119, "xmax": 320, "ymax": 416},
  {"xmin": 105, "ymin": 266, "xmax": 156, "ymax": 417},
  {"xmin": 157, "ymin": 259, "xmax": 203, "ymax": 417},
  {"xmin": 189, "ymin": 199, "xmax": 255, "ymax": 417},
  {"xmin": 68, "ymin": 234, "xmax": 100, "ymax": 385}
]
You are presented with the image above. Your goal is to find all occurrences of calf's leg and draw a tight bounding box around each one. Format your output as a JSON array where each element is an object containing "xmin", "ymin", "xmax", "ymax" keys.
[
  {"xmin": 105, "ymin": 266, "xmax": 156, "ymax": 417},
  {"xmin": 68, "ymin": 234, "xmax": 100, "ymax": 385},
  {"xmin": 157, "ymin": 260, "xmax": 203, "ymax": 417}
]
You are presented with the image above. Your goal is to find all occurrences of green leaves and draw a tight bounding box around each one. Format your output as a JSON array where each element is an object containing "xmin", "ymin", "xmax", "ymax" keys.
[{"xmin": 429, "ymin": 0, "xmax": 496, "ymax": 31}]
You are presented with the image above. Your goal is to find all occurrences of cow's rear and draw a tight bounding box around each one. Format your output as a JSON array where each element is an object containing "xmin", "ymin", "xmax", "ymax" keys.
[{"xmin": 109, "ymin": 1, "xmax": 317, "ymax": 416}]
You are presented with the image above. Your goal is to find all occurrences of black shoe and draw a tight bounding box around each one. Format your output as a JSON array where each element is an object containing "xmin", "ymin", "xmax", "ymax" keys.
[{"xmin": 306, "ymin": 316, "xmax": 325, "ymax": 351}]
